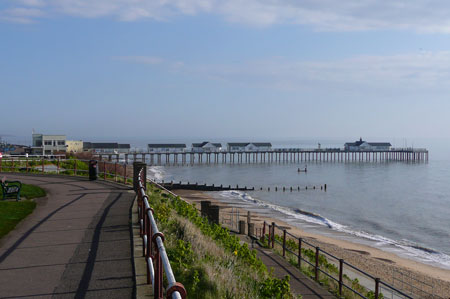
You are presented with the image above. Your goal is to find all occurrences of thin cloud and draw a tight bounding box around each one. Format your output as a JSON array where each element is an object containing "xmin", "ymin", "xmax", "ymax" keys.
[
  {"xmin": 171, "ymin": 51, "xmax": 450, "ymax": 93},
  {"xmin": 2, "ymin": 0, "xmax": 450, "ymax": 33},
  {"xmin": 0, "ymin": 7, "xmax": 44, "ymax": 23}
]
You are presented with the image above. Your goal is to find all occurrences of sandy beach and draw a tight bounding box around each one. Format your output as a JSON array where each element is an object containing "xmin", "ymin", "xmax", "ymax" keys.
[{"xmin": 173, "ymin": 189, "xmax": 450, "ymax": 298}]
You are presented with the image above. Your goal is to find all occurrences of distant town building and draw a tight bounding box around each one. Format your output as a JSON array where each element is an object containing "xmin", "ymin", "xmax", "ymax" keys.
[
  {"xmin": 66, "ymin": 140, "xmax": 83, "ymax": 153},
  {"xmin": 83, "ymin": 142, "xmax": 131, "ymax": 154},
  {"xmin": 227, "ymin": 142, "xmax": 272, "ymax": 152},
  {"xmin": 191, "ymin": 142, "xmax": 222, "ymax": 152},
  {"xmin": 0, "ymin": 142, "xmax": 30, "ymax": 155},
  {"xmin": 32, "ymin": 133, "xmax": 66, "ymax": 155},
  {"xmin": 148, "ymin": 144, "xmax": 186, "ymax": 153},
  {"xmin": 344, "ymin": 138, "xmax": 391, "ymax": 151}
]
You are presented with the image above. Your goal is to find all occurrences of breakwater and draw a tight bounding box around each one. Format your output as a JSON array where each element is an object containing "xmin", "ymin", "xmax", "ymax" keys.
[{"xmin": 159, "ymin": 181, "xmax": 327, "ymax": 192}]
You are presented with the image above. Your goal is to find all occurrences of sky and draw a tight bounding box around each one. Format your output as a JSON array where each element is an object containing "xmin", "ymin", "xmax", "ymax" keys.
[{"xmin": 1, "ymin": 0, "xmax": 450, "ymax": 144}]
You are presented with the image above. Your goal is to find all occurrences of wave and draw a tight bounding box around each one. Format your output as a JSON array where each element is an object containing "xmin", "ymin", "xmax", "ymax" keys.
[
  {"xmin": 147, "ymin": 166, "xmax": 166, "ymax": 181},
  {"xmin": 218, "ymin": 190, "xmax": 450, "ymax": 269}
]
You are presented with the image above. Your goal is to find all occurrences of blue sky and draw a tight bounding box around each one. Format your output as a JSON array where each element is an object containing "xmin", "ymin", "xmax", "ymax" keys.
[{"xmin": 2, "ymin": 1, "xmax": 450, "ymax": 144}]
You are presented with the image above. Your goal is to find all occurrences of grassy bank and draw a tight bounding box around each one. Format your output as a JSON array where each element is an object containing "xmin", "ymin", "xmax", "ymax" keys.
[
  {"xmin": 147, "ymin": 186, "xmax": 298, "ymax": 299},
  {"xmin": 0, "ymin": 201, "xmax": 37, "ymax": 238},
  {"xmin": 0, "ymin": 183, "xmax": 46, "ymax": 238}
]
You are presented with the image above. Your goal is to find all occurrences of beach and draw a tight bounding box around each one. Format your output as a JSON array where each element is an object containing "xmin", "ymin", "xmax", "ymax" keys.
[{"xmin": 173, "ymin": 189, "xmax": 450, "ymax": 298}]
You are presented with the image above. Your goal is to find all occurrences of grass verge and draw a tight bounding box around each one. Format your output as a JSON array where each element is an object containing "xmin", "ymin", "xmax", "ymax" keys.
[
  {"xmin": 0, "ymin": 200, "xmax": 37, "ymax": 238},
  {"xmin": 0, "ymin": 183, "xmax": 45, "ymax": 238},
  {"xmin": 147, "ymin": 186, "xmax": 299, "ymax": 299}
]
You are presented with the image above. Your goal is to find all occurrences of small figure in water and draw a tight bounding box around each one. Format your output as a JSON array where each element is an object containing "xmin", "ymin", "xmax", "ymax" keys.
[{"xmin": 298, "ymin": 165, "xmax": 307, "ymax": 173}]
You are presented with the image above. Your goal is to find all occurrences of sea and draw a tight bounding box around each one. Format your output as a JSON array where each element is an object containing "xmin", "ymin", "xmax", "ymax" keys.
[
  {"xmin": 8, "ymin": 135, "xmax": 449, "ymax": 270},
  {"xmin": 142, "ymin": 138, "xmax": 450, "ymax": 271}
]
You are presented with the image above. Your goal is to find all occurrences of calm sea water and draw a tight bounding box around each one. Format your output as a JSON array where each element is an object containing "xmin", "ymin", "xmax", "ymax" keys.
[{"xmin": 145, "ymin": 138, "xmax": 450, "ymax": 270}]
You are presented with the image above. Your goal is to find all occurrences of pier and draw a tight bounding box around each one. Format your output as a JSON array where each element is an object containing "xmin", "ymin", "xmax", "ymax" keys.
[{"xmin": 95, "ymin": 148, "xmax": 429, "ymax": 165}]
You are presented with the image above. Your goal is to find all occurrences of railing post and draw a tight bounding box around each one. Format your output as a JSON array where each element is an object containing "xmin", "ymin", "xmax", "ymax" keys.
[
  {"xmin": 103, "ymin": 161, "xmax": 106, "ymax": 180},
  {"xmin": 26, "ymin": 157, "xmax": 29, "ymax": 172},
  {"xmin": 271, "ymin": 222, "xmax": 275, "ymax": 248},
  {"xmin": 375, "ymin": 278, "xmax": 380, "ymax": 299},
  {"xmin": 74, "ymin": 159, "xmax": 77, "ymax": 176},
  {"xmin": 267, "ymin": 224, "xmax": 271, "ymax": 247},
  {"xmin": 57, "ymin": 156, "xmax": 60, "ymax": 174},
  {"xmin": 315, "ymin": 247, "xmax": 320, "ymax": 281},
  {"xmin": 11, "ymin": 157, "xmax": 14, "ymax": 172},
  {"xmin": 298, "ymin": 238, "xmax": 302, "ymax": 268},
  {"xmin": 262, "ymin": 221, "xmax": 266, "ymax": 242},
  {"xmin": 282, "ymin": 229, "xmax": 286, "ymax": 257},
  {"xmin": 114, "ymin": 162, "xmax": 117, "ymax": 182},
  {"xmin": 42, "ymin": 157, "xmax": 44, "ymax": 173},
  {"xmin": 339, "ymin": 259, "xmax": 343, "ymax": 296},
  {"xmin": 124, "ymin": 164, "xmax": 127, "ymax": 184}
]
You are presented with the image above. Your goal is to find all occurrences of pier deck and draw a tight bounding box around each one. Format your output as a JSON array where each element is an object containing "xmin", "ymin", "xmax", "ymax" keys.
[{"xmin": 97, "ymin": 148, "xmax": 429, "ymax": 165}]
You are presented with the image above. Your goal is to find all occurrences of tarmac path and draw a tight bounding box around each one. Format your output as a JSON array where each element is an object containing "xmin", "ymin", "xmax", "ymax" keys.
[{"xmin": 0, "ymin": 174, "xmax": 136, "ymax": 299}]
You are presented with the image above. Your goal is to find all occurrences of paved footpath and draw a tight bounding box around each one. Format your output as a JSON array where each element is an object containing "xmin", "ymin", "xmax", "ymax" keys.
[{"xmin": 0, "ymin": 174, "xmax": 136, "ymax": 299}]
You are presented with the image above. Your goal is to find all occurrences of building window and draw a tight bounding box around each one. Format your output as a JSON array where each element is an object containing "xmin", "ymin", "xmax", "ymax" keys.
[
  {"xmin": 57, "ymin": 141, "xmax": 65, "ymax": 145},
  {"xmin": 44, "ymin": 141, "xmax": 52, "ymax": 146},
  {"xmin": 35, "ymin": 141, "xmax": 42, "ymax": 146}
]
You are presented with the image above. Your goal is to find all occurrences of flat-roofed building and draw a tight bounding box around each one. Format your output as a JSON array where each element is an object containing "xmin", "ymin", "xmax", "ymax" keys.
[
  {"xmin": 66, "ymin": 140, "xmax": 83, "ymax": 153},
  {"xmin": 83, "ymin": 142, "xmax": 131, "ymax": 154},
  {"xmin": 32, "ymin": 133, "xmax": 66, "ymax": 155},
  {"xmin": 344, "ymin": 138, "xmax": 391, "ymax": 151},
  {"xmin": 192, "ymin": 141, "xmax": 222, "ymax": 152},
  {"xmin": 148, "ymin": 144, "xmax": 186, "ymax": 153},
  {"xmin": 227, "ymin": 142, "xmax": 272, "ymax": 152}
]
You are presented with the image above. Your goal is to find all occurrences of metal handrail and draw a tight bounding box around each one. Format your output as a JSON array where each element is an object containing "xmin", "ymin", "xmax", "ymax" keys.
[{"xmin": 137, "ymin": 169, "xmax": 186, "ymax": 299}]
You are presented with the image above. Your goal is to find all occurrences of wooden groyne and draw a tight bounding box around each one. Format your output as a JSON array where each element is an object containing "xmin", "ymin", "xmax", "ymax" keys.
[
  {"xmin": 159, "ymin": 181, "xmax": 327, "ymax": 192},
  {"xmin": 96, "ymin": 148, "xmax": 429, "ymax": 165}
]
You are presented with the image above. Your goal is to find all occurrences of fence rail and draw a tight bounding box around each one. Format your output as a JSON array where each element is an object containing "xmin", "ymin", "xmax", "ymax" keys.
[{"xmin": 260, "ymin": 221, "xmax": 445, "ymax": 299}]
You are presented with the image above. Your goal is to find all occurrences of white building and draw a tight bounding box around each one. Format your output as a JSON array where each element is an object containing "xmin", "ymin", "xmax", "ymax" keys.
[
  {"xmin": 344, "ymin": 138, "xmax": 391, "ymax": 151},
  {"xmin": 83, "ymin": 142, "xmax": 130, "ymax": 154},
  {"xmin": 66, "ymin": 140, "xmax": 83, "ymax": 153},
  {"xmin": 227, "ymin": 142, "xmax": 272, "ymax": 152},
  {"xmin": 191, "ymin": 142, "xmax": 222, "ymax": 152},
  {"xmin": 32, "ymin": 133, "xmax": 66, "ymax": 155},
  {"xmin": 148, "ymin": 144, "xmax": 186, "ymax": 153}
]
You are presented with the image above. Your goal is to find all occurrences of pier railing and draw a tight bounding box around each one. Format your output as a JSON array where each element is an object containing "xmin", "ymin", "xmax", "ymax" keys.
[
  {"xmin": 136, "ymin": 168, "xmax": 187, "ymax": 299},
  {"xmin": 261, "ymin": 221, "xmax": 442, "ymax": 299}
]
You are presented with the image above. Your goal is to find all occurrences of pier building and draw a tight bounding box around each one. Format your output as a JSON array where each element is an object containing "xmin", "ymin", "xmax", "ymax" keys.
[
  {"xmin": 192, "ymin": 142, "xmax": 222, "ymax": 152},
  {"xmin": 227, "ymin": 142, "xmax": 272, "ymax": 152},
  {"xmin": 344, "ymin": 138, "xmax": 391, "ymax": 151},
  {"xmin": 83, "ymin": 142, "xmax": 130, "ymax": 154},
  {"xmin": 147, "ymin": 144, "xmax": 186, "ymax": 153}
]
